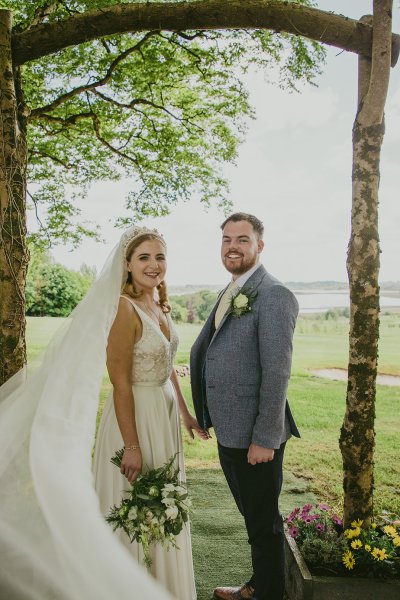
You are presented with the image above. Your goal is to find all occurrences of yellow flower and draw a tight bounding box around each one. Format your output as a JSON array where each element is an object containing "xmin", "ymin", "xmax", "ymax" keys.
[
  {"xmin": 371, "ymin": 548, "xmax": 380, "ymax": 560},
  {"xmin": 344, "ymin": 528, "xmax": 352, "ymax": 539},
  {"xmin": 365, "ymin": 544, "xmax": 371, "ymax": 552},
  {"xmin": 383, "ymin": 525, "xmax": 397, "ymax": 538},
  {"xmin": 351, "ymin": 519, "xmax": 363, "ymax": 528},
  {"xmin": 351, "ymin": 539, "xmax": 362, "ymax": 550},
  {"xmin": 393, "ymin": 536, "xmax": 400, "ymax": 547},
  {"xmin": 342, "ymin": 550, "xmax": 356, "ymax": 570},
  {"xmin": 371, "ymin": 522, "xmax": 377, "ymax": 529},
  {"xmin": 371, "ymin": 547, "xmax": 388, "ymax": 561},
  {"xmin": 344, "ymin": 528, "xmax": 361, "ymax": 539}
]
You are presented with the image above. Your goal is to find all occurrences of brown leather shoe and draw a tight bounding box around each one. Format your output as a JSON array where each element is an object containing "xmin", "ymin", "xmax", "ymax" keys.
[{"xmin": 213, "ymin": 583, "xmax": 255, "ymax": 600}]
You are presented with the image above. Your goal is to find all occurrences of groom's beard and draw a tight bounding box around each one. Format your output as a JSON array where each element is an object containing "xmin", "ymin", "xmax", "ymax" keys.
[{"xmin": 222, "ymin": 249, "xmax": 258, "ymax": 276}]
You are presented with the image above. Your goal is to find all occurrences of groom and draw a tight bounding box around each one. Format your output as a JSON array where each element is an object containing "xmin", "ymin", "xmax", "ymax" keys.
[{"xmin": 190, "ymin": 213, "xmax": 300, "ymax": 600}]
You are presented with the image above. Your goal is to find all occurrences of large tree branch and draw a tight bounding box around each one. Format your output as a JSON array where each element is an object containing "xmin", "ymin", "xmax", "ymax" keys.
[
  {"xmin": 29, "ymin": 148, "xmax": 73, "ymax": 169},
  {"xmin": 29, "ymin": 31, "xmax": 158, "ymax": 118},
  {"xmin": 30, "ymin": 111, "xmax": 93, "ymax": 127},
  {"xmin": 11, "ymin": 0, "xmax": 400, "ymax": 67}
]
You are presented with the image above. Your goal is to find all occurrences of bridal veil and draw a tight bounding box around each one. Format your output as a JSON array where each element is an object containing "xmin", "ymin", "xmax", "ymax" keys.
[{"xmin": 0, "ymin": 230, "xmax": 172, "ymax": 599}]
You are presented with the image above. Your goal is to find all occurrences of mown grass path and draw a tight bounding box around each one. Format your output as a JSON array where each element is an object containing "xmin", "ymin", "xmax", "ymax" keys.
[{"xmin": 187, "ymin": 468, "xmax": 314, "ymax": 600}]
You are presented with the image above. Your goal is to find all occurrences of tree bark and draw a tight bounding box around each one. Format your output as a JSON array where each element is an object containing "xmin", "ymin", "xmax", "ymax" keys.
[
  {"xmin": 11, "ymin": 0, "xmax": 400, "ymax": 67},
  {"xmin": 340, "ymin": 1, "xmax": 393, "ymax": 527},
  {"xmin": 0, "ymin": 10, "xmax": 29, "ymax": 386}
]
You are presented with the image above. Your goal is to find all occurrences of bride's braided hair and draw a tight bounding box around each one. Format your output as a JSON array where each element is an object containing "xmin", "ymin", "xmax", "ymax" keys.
[{"xmin": 123, "ymin": 233, "xmax": 171, "ymax": 313}]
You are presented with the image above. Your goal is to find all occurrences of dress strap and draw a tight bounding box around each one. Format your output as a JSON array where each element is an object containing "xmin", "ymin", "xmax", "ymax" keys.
[{"xmin": 120, "ymin": 294, "xmax": 138, "ymax": 310}]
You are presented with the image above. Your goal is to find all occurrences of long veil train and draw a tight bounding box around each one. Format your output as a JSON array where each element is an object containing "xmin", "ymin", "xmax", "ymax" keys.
[{"xmin": 0, "ymin": 232, "xmax": 172, "ymax": 599}]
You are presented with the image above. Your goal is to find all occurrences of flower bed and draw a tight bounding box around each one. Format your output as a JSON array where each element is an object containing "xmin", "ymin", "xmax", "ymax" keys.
[{"xmin": 284, "ymin": 503, "xmax": 400, "ymax": 600}]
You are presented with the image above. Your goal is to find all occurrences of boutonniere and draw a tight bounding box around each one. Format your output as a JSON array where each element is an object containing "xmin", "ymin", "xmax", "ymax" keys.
[{"xmin": 228, "ymin": 287, "xmax": 258, "ymax": 318}]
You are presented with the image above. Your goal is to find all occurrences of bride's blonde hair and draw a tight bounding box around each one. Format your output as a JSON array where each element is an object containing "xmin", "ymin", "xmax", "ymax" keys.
[{"xmin": 123, "ymin": 233, "xmax": 171, "ymax": 313}]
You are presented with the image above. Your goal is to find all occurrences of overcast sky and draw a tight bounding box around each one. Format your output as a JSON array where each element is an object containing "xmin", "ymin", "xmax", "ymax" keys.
[{"xmin": 33, "ymin": 1, "xmax": 400, "ymax": 285}]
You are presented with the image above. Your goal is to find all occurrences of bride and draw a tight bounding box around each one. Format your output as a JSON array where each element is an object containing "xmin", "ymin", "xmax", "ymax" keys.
[
  {"xmin": 0, "ymin": 225, "xmax": 206, "ymax": 600},
  {"xmin": 94, "ymin": 226, "xmax": 207, "ymax": 599}
]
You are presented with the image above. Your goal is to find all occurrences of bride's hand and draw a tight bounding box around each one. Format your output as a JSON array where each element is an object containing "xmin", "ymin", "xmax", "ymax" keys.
[
  {"xmin": 182, "ymin": 413, "xmax": 211, "ymax": 440},
  {"xmin": 121, "ymin": 448, "xmax": 142, "ymax": 483}
]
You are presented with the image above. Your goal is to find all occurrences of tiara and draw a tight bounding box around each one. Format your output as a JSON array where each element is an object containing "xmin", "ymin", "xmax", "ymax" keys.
[{"xmin": 121, "ymin": 226, "xmax": 166, "ymax": 256}]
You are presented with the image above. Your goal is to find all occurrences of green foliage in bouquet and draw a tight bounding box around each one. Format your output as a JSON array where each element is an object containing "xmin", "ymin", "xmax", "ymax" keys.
[
  {"xmin": 106, "ymin": 451, "xmax": 192, "ymax": 568},
  {"xmin": 287, "ymin": 504, "xmax": 400, "ymax": 578}
]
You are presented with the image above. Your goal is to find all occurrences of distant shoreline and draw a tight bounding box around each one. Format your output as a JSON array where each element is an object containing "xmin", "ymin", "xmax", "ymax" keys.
[{"xmin": 169, "ymin": 281, "xmax": 400, "ymax": 296}]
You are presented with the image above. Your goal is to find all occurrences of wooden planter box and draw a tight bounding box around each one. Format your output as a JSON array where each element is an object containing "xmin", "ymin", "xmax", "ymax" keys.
[{"xmin": 284, "ymin": 527, "xmax": 400, "ymax": 600}]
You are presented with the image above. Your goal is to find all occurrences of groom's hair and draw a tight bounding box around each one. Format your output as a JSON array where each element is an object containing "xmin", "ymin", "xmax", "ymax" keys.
[{"xmin": 221, "ymin": 212, "xmax": 264, "ymax": 240}]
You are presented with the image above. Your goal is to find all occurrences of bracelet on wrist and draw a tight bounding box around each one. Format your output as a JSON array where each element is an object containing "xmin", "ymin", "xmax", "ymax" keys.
[{"xmin": 124, "ymin": 444, "xmax": 140, "ymax": 451}]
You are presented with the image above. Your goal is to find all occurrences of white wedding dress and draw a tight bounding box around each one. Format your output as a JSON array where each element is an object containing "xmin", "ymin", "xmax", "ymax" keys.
[{"xmin": 93, "ymin": 296, "xmax": 197, "ymax": 600}]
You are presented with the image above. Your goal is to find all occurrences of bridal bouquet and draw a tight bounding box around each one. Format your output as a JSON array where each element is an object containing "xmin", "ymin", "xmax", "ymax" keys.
[{"xmin": 106, "ymin": 451, "xmax": 192, "ymax": 568}]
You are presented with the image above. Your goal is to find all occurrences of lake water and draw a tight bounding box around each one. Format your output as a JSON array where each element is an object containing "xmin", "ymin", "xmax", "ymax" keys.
[{"xmin": 294, "ymin": 292, "xmax": 400, "ymax": 313}]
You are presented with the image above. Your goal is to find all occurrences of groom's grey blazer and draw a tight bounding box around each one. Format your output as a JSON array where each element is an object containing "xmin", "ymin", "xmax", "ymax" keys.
[{"xmin": 190, "ymin": 265, "xmax": 300, "ymax": 449}]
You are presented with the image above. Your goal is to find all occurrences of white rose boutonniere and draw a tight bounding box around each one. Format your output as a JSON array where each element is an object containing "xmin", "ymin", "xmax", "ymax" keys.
[{"xmin": 228, "ymin": 287, "xmax": 257, "ymax": 318}]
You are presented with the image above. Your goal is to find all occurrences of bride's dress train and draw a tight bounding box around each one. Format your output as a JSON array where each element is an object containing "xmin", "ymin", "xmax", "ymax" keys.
[{"xmin": 0, "ymin": 235, "xmax": 178, "ymax": 600}]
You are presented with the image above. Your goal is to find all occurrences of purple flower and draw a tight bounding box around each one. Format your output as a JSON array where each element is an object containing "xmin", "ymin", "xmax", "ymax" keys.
[
  {"xmin": 287, "ymin": 507, "xmax": 300, "ymax": 523},
  {"xmin": 332, "ymin": 515, "xmax": 343, "ymax": 526},
  {"xmin": 301, "ymin": 504, "xmax": 313, "ymax": 514},
  {"xmin": 302, "ymin": 515, "xmax": 313, "ymax": 524},
  {"xmin": 317, "ymin": 503, "xmax": 331, "ymax": 512},
  {"xmin": 289, "ymin": 527, "xmax": 300, "ymax": 538},
  {"xmin": 309, "ymin": 514, "xmax": 320, "ymax": 522},
  {"xmin": 315, "ymin": 523, "xmax": 325, "ymax": 533}
]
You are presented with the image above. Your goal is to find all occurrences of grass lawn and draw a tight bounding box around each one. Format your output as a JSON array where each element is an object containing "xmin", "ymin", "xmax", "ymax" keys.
[{"xmin": 26, "ymin": 314, "xmax": 400, "ymax": 517}]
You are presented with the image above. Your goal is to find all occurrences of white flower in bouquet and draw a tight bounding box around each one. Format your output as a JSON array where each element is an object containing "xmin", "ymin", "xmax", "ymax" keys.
[
  {"xmin": 174, "ymin": 485, "xmax": 187, "ymax": 496},
  {"xmin": 161, "ymin": 496, "xmax": 176, "ymax": 507},
  {"xmin": 149, "ymin": 486, "xmax": 159, "ymax": 497},
  {"xmin": 162, "ymin": 483, "xmax": 176, "ymax": 495},
  {"xmin": 165, "ymin": 505, "xmax": 179, "ymax": 521},
  {"xmin": 128, "ymin": 506, "xmax": 138, "ymax": 520}
]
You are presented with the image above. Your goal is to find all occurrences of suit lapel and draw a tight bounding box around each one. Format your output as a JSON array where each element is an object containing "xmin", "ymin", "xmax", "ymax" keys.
[{"xmin": 208, "ymin": 265, "xmax": 267, "ymax": 348}]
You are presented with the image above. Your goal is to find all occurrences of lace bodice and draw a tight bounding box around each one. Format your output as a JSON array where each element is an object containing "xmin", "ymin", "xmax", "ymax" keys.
[{"xmin": 121, "ymin": 296, "xmax": 178, "ymax": 385}]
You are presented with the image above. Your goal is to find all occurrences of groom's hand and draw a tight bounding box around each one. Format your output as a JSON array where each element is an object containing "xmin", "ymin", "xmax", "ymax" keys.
[{"xmin": 247, "ymin": 443, "xmax": 274, "ymax": 465}]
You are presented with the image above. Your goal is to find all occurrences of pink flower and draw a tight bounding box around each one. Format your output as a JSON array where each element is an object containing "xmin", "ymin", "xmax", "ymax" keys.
[
  {"xmin": 315, "ymin": 523, "xmax": 325, "ymax": 533},
  {"xmin": 317, "ymin": 503, "xmax": 331, "ymax": 512},
  {"xmin": 301, "ymin": 504, "xmax": 313, "ymax": 514},
  {"xmin": 332, "ymin": 515, "xmax": 343, "ymax": 526},
  {"xmin": 289, "ymin": 526, "xmax": 300, "ymax": 538}
]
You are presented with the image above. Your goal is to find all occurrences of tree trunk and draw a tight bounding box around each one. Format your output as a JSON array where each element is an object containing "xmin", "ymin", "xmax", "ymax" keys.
[
  {"xmin": 340, "ymin": 1, "xmax": 393, "ymax": 527},
  {"xmin": 0, "ymin": 10, "xmax": 29, "ymax": 386}
]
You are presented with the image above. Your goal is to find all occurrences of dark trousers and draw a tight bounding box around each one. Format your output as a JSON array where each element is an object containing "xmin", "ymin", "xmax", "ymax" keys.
[{"xmin": 218, "ymin": 442, "xmax": 286, "ymax": 600}]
